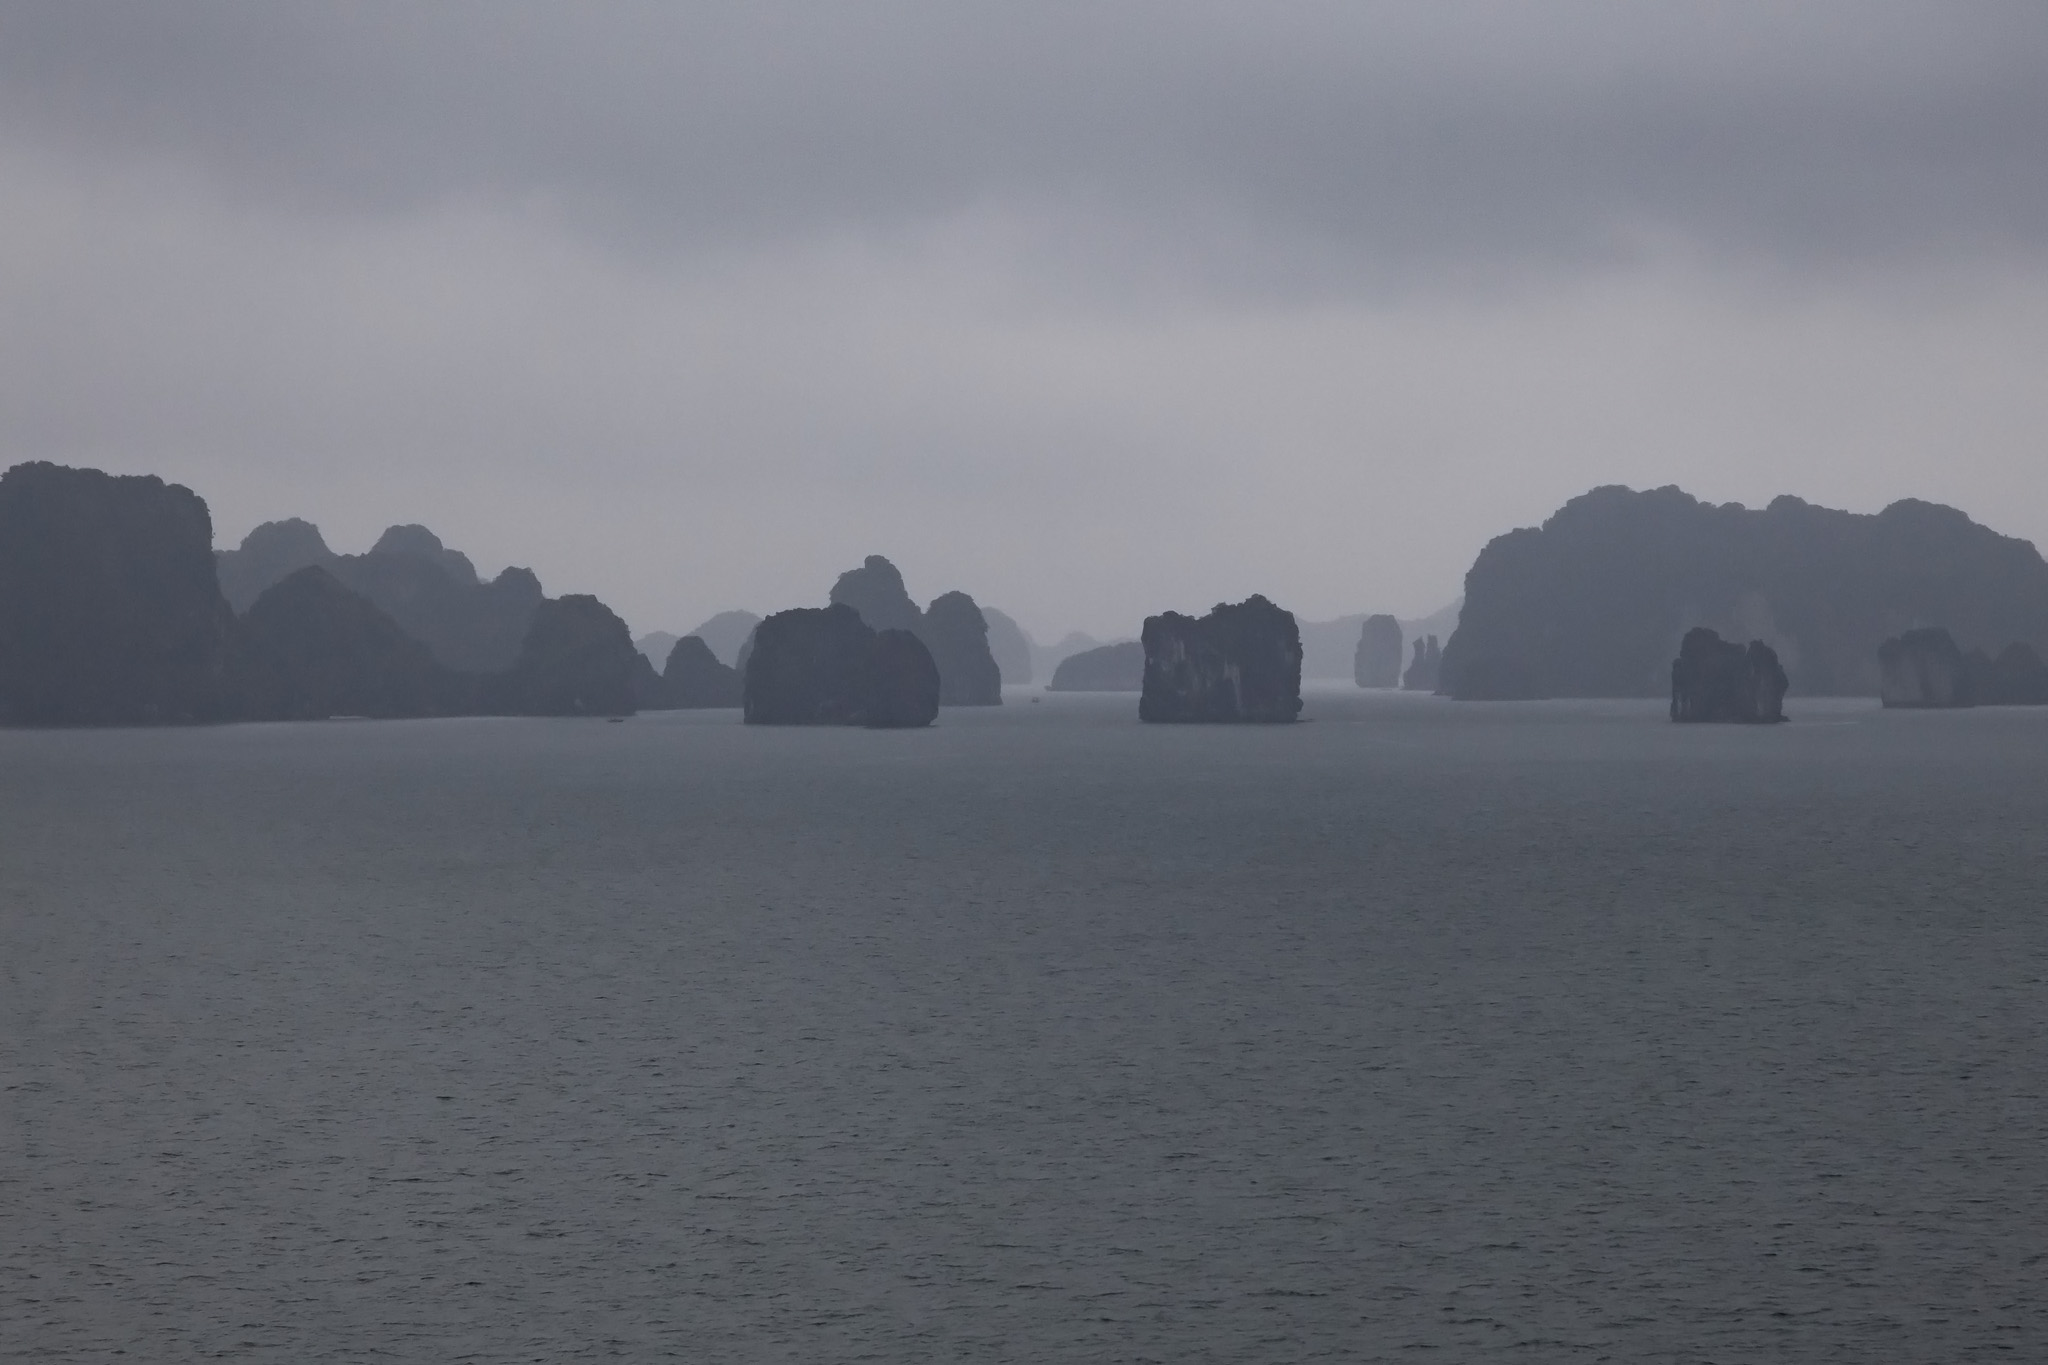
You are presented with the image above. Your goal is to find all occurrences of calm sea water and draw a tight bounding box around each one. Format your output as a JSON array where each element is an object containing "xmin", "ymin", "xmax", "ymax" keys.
[{"xmin": 4, "ymin": 690, "xmax": 2046, "ymax": 1362}]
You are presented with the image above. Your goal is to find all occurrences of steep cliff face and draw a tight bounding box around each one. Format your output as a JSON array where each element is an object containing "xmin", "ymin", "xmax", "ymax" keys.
[
  {"xmin": 922, "ymin": 591, "xmax": 1002, "ymax": 705},
  {"xmin": 1669, "ymin": 627, "xmax": 1788, "ymax": 723},
  {"xmin": 235, "ymin": 567, "xmax": 464, "ymax": 720},
  {"xmin": 863, "ymin": 628, "xmax": 941, "ymax": 728},
  {"xmin": 0, "ymin": 462, "xmax": 236, "ymax": 725},
  {"xmin": 1047, "ymin": 640, "xmax": 1144, "ymax": 691},
  {"xmin": 1878, "ymin": 627, "xmax": 1971, "ymax": 708},
  {"xmin": 484, "ymin": 594, "xmax": 641, "ymax": 716},
  {"xmin": 1139, "ymin": 595, "xmax": 1303, "ymax": 723},
  {"xmin": 1354, "ymin": 615, "xmax": 1403, "ymax": 688},
  {"xmin": 1441, "ymin": 485, "xmax": 2048, "ymax": 699}
]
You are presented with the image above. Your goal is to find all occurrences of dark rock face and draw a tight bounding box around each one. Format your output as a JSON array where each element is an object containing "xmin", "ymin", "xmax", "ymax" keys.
[
  {"xmin": 743, "ymin": 603, "xmax": 938, "ymax": 726},
  {"xmin": 217, "ymin": 519, "xmax": 542, "ymax": 672},
  {"xmin": 484, "ymin": 594, "xmax": 641, "ymax": 716},
  {"xmin": 1670, "ymin": 627, "xmax": 1788, "ymax": 723},
  {"xmin": 627, "ymin": 652, "xmax": 670, "ymax": 710},
  {"xmin": 863, "ymin": 628, "xmax": 941, "ymax": 728},
  {"xmin": 0, "ymin": 462, "xmax": 236, "ymax": 725},
  {"xmin": 744, "ymin": 604, "xmax": 876, "ymax": 724},
  {"xmin": 1355, "ymin": 614, "xmax": 1403, "ymax": 688},
  {"xmin": 1139, "ymin": 595, "xmax": 1303, "ymax": 723},
  {"xmin": 1441, "ymin": 485, "xmax": 2048, "ymax": 699},
  {"xmin": 829, "ymin": 555, "xmax": 922, "ymax": 633},
  {"xmin": 980, "ymin": 607, "xmax": 1034, "ymax": 685},
  {"xmin": 1401, "ymin": 635, "xmax": 1442, "ymax": 692},
  {"xmin": 662, "ymin": 634, "xmax": 742, "ymax": 708},
  {"xmin": 1047, "ymin": 640, "xmax": 1144, "ymax": 692},
  {"xmin": 235, "ymin": 567, "xmax": 463, "ymax": 720},
  {"xmin": 1878, "ymin": 627, "xmax": 1971, "ymax": 708},
  {"xmin": 922, "ymin": 591, "xmax": 1002, "ymax": 705}
]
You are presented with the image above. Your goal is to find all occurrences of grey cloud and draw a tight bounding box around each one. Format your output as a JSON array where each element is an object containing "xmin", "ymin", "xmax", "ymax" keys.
[
  {"xmin": 3, "ymin": 2, "xmax": 2046, "ymax": 286},
  {"xmin": 4, "ymin": 2, "xmax": 2047, "ymax": 641}
]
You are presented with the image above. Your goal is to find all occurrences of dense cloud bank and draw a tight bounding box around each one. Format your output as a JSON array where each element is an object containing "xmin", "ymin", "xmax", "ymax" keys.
[
  {"xmin": 3, "ymin": 6, "xmax": 2047, "ymax": 639},
  {"xmin": 6, "ymin": 5, "xmax": 2045, "ymax": 270}
]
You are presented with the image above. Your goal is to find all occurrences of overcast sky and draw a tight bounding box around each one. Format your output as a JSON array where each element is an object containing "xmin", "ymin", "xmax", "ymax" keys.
[{"xmin": 3, "ymin": 2, "xmax": 2045, "ymax": 639}]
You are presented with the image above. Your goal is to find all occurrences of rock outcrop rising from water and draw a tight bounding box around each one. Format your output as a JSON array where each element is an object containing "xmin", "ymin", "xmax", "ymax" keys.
[
  {"xmin": 826, "ymin": 556, "xmax": 1001, "ymax": 705},
  {"xmin": 1878, "ymin": 628, "xmax": 1972, "ymax": 708},
  {"xmin": 0, "ymin": 462, "xmax": 237, "ymax": 725},
  {"xmin": 1047, "ymin": 640, "xmax": 1144, "ymax": 691},
  {"xmin": 662, "ymin": 634, "xmax": 743, "ymax": 708},
  {"xmin": 1402, "ymin": 635, "xmax": 1441, "ymax": 692},
  {"xmin": 922, "ymin": 591, "xmax": 1003, "ymax": 705},
  {"xmin": 1139, "ymin": 595, "xmax": 1303, "ymax": 723},
  {"xmin": 863, "ymin": 629, "xmax": 942, "ymax": 728},
  {"xmin": 1669, "ymin": 628, "xmax": 1788, "ymax": 723},
  {"xmin": 1441, "ymin": 485, "xmax": 2048, "ymax": 700},
  {"xmin": 980, "ymin": 607, "xmax": 1034, "ymax": 685},
  {"xmin": 1355, "ymin": 614, "xmax": 1403, "ymax": 688},
  {"xmin": 743, "ymin": 603, "xmax": 938, "ymax": 726},
  {"xmin": 217, "ymin": 520, "xmax": 544, "ymax": 673},
  {"xmin": 829, "ymin": 556, "xmax": 922, "ymax": 634},
  {"xmin": 745, "ymin": 605, "xmax": 871, "ymax": 723},
  {"xmin": 236, "ymin": 567, "xmax": 463, "ymax": 720},
  {"xmin": 483, "ymin": 594, "xmax": 641, "ymax": 716}
]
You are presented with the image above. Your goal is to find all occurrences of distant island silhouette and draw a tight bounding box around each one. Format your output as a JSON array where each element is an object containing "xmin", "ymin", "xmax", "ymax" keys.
[
  {"xmin": 1047, "ymin": 640, "xmax": 1143, "ymax": 692},
  {"xmin": 6, "ymin": 461, "xmax": 2048, "ymax": 726},
  {"xmin": 829, "ymin": 555, "xmax": 1002, "ymax": 706},
  {"xmin": 1440, "ymin": 485, "xmax": 2048, "ymax": 700}
]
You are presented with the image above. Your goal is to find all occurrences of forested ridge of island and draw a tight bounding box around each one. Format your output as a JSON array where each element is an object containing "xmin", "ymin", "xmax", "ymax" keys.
[{"xmin": 2, "ymin": 460, "xmax": 2046, "ymax": 728}]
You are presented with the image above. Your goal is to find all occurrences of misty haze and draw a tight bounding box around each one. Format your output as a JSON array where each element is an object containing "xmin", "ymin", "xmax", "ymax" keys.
[{"xmin": 5, "ymin": 4, "xmax": 2048, "ymax": 1361}]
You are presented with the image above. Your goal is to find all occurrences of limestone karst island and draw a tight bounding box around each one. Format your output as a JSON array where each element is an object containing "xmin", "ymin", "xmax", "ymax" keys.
[{"xmin": 3, "ymin": 461, "xmax": 2047, "ymax": 729}]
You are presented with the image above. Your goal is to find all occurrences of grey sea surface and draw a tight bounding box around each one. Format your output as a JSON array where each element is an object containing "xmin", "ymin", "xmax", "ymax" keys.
[{"xmin": 4, "ymin": 689, "xmax": 2047, "ymax": 1362}]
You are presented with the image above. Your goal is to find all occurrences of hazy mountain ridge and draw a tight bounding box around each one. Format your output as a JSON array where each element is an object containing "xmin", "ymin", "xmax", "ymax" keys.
[{"xmin": 217, "ymin": 520, "xmax": 544, "ymax": 674}]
